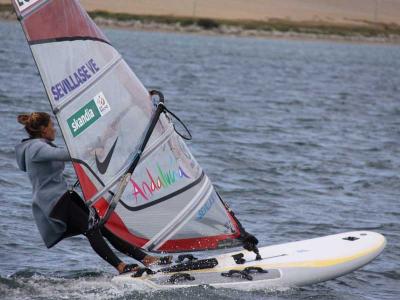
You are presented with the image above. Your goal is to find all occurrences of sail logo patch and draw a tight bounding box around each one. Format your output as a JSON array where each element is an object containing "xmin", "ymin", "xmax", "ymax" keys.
[
  {"xmin": 196, "ymin": 195, "xmax": 216, "ymax": 220},
  {"xmin": 14, "ymin": 0, "xmax": 41, "ymax": 12},
  {"xmin": 95, "ymin": 138, "xmax": 118, "ymax": 174},
  {"xmin": 51, "ymin": 59, "xmax": 100, "ymax": 102},
  {"xmin": 130, "ymin": 164, "xmax": 190, "ymax": 203},
  {"xmin": 67, "ymin": 92, "xmax": 111, "ymax": 137},
  {"xmin": 94, "ymin": 92, "xmax": 111, "ymax": 116}
]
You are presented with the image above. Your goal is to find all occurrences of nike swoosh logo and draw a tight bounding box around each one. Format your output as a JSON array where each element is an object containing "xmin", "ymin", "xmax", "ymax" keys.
[{"xmin": 95, "ymin": 137, "xmax": 118, "ymax": 174}]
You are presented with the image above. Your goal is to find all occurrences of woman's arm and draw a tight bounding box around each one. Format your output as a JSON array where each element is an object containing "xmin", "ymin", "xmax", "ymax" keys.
[{"xmin": 31, "ymin": 141, "xmax": 71, "ymax": 162}]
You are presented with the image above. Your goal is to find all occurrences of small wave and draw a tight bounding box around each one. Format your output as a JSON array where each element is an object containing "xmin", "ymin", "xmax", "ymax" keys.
[
  {"xmin": 362, "ymin": 269, "xmax": 400, "ymax": 281},
  {"xmin": 380, "ymin": 270, "xmax": 400, "ymax": 280},
  {"xmin": 0, "ymin": 147, "xmax": 15, "ymax": 155},
  {"xmin": 0, "ymin": 275, "xmax": 25, "ymax": 289},
  {"xmin": 0, "ymin": 272, "xmax": 126, "ymax": 300},
  {"xmin": 9, "ymin": 270, "xmax": 45, "ymax": 279},
  {"xmin": 0, "ymin": 271, "xmax": 295, "ymax": 300},
  {"xmin": 352, "ymin": 179, "xmax": 371, "ymax": 188},
  {"xmin": 0, "ymin": 93, "xmax": 15, "ymax": 104},
  {"xmin": 0, "ymin": 177, "xmax": 16, "ymax": 188},
  {"xmin": 366, "ymin": 160, "xmax": 393, "ymax": 170},
  {"xmin": 352, "ymin": 176, "xmax": 400, "ymax": 190},
  {"xmin": 56, "ymin": 270, "xmax": 106, "ymax": 279},
  {"xmin": 385, "ymin": 211, "xmax": 400, "ymax": 217}
]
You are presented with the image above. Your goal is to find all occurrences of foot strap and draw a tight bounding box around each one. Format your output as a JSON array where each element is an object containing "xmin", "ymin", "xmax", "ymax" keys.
[
  {"xmin": 221, "ymin": 270, "xmax": 253, "ymax": 281},
  {"xmin": 168, "ymin": 273, "xmax": 195, "ymax": 284},
  {"xmin": 158, "ymin": 255, "xmax": 173, "ymax": 265},
  {"xmin": 132, "ymin": 267, "xmax": 156, "ymax": 277},
  {"xmin": 221, "ymin": 267, "xmax": 268, "ymax": 281}
]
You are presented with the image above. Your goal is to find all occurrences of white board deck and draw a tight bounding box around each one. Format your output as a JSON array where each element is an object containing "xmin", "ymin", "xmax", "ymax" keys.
[{"xmin": 113, "ymin": 231, "xmax": 386, "ymax": 291}]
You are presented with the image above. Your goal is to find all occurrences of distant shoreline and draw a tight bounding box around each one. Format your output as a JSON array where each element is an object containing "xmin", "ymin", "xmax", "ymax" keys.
[{"xmin": 2, "ymin": 4, "xmax": 400, "ymax": 44}]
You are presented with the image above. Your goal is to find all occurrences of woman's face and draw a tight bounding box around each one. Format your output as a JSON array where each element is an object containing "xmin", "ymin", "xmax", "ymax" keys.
[{"xmin": 42, "ymin": 119, "xmax": 56, "ymax": 141}]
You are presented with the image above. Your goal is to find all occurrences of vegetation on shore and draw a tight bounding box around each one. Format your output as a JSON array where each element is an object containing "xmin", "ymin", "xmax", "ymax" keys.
[
  {"xmin": 0, "ymin": 3, "xmax": 11, "ymax": 12},
  {"xmin": 1, "ymin": 3, "xmax": 399, "ymax": 40},
  {"xmin": 89, "ymin": 9, "xmax": 400, "ymax": 38}
]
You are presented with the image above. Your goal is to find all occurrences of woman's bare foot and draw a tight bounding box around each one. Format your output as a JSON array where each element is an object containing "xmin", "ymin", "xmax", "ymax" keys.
[
  {"xmin": 142, "ymin": 255, "xmax": 173, "ymax": 266},
  {"xmin": 117, "ymin": 262, "xmax": 126, "ymax": 274},
  {"xmin": 117, "ymin": 262, "xmax": 139, "ymax": 274},
  {"xmin": 142, "ymin": 255, "xmax": 159, "ymax": 266}
]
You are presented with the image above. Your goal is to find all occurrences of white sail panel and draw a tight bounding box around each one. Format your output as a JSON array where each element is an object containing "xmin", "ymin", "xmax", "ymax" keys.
[{"xmin": 31, "ymin": 41, "xmax": 120, "ymax": 106}]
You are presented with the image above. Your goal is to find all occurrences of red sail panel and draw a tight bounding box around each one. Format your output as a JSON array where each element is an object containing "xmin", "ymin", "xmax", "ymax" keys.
[{"xmin": 22, "ymin": 0, "xmax": 108, "ymax": 43}]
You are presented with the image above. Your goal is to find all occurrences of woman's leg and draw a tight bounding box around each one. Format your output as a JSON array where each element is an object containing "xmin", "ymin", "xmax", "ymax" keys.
[
  {"xmin": 60, "ymin": 192, "xmax": 123, "ymax": 269},
  {"xmin": 84, "ymin": 228, "xmax": 122, "ymax": 269},
  {"xmin": 101, "ymin": 227, "xmax": 147, "ymax": 262},
  {"xmin": 102, "ymin": 228, "xmax": 172, "ymax": 266}
]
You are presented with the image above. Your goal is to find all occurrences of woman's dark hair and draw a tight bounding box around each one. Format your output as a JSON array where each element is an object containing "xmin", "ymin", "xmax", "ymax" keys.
[{"xmin": 17, "ymin": 112, "xmax": 51, "ymax": 138}]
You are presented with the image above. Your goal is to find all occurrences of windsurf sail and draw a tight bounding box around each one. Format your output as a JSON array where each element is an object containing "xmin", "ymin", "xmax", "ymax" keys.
[{"xmin": 13, "ymin": 0, "xmax": 248, "ymax": 252}]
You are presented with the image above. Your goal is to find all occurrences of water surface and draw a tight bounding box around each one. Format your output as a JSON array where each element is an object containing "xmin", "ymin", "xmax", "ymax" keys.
[{"xmin": 0, "ymin": 21, "xmax": 399, "ymax": 299}]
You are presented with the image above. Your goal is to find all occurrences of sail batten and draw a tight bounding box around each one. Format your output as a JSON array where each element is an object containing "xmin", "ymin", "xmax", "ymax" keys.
[
  {"xmin": 14, "ymin": 0, "xmax": 243, "ymax": 253},
  {"xmin": 29, "ymin": 36, "xmax": 111, "ymax": 46}
]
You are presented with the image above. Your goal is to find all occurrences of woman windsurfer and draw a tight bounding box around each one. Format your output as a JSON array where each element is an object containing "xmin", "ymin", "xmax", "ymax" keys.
[{"xmin": 14, "ymin": 112, "xmax": 170, "ymax": 274}]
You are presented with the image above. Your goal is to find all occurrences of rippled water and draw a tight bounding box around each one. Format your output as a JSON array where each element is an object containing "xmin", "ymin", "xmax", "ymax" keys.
[{"xmin": 0, "ymin": 20, "xmax": 399, "ymax": 299}]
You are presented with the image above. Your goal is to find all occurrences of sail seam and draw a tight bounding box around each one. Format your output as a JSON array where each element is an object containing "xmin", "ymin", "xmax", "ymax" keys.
[
  {"xmin": 52, "ymin": 54, "xmax": 122, "ymax": 114},
  {"xmin": 29, "ymin": 36, "xmax": 111, "ymax": 46},
  {"xmin": 138, "ymin": 124, "xmax": 174, "ymax": 164}
]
